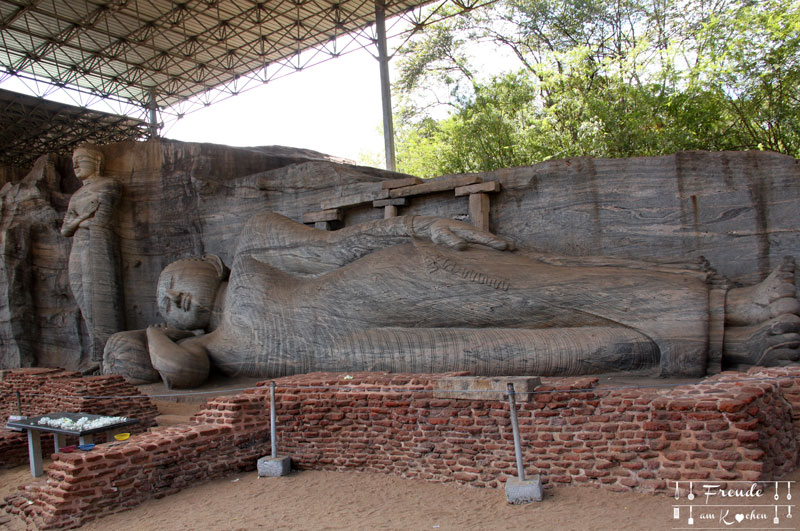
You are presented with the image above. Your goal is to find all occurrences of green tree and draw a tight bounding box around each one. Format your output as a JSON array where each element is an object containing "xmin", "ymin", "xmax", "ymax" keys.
[{"xmin": 393, "ymin": 0, "xmax": 800, "ymax": 176}]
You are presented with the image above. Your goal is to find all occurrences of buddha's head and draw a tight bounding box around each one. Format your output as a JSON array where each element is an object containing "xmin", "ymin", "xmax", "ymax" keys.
[
  {"xmin": 157, "ymin": 255, "xmax": 228, "ymax": 330},
  {"xmin": 72, "ymin": 144, "xmax": 104, "ymax": 180}
]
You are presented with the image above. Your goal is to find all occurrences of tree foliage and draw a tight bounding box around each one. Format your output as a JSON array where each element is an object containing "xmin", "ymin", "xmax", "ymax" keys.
[{"xmin": 394, "ymin": 0, "xmax": 800, "ymax": 177}]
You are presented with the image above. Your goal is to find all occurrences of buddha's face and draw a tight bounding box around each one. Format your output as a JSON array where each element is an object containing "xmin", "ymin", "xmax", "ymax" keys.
[
  {"xmin": 72, "ymin": 149, "xmax": 101, "ymax": 180},
  {"xmin": 157, "ymin": 260, "xmax": 221, "ymax": 330}
]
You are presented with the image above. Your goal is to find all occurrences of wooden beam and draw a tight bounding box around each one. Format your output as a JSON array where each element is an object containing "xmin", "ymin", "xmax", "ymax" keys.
[
  {"xmin": 320, "ymin": 189, "xmax": 388, "ymax": 210},
  {"xmin": 389, "ymin": 175, "xmax": 482, "ymax": 199},
  {"xmin": 381, "ymin": 177, "xmax": 422, "ymax": 190},
  {"xmin": 469, "ymin": 193, "xmax": 491, "ymax": 231},
  {"xmin": 302, "ymin": 208, "xmax": 341, "ymax": 224},
  {"xmin": 373, "ymin": 198, "xmax": 408, "ymax": 207},
  {"xmin": 454, "ymin": 181, "xmax": 501, "ymax": 197}
]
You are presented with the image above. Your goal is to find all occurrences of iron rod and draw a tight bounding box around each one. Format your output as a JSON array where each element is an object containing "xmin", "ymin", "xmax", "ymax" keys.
[
  {"xmin": 270, "ymin": 381, "xmax": 277, "ymax": 458},
  {"xmin": 507, "ymin": 383, "xmax": 526, "ymax": 481}
]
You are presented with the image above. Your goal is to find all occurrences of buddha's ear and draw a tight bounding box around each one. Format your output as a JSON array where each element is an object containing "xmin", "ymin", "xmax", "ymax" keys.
[{"xmin": 201, "ymin": 254, "xmax": 230, "ymax": 281}]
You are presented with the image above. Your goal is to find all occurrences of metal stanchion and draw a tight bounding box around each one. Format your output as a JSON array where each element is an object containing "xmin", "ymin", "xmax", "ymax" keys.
[
  {"xmin": 506, "ymin": 383, "xmax": 526, "ymax": 482},
  {"xmin": 257, "ymin": 381, "xmax": 291, "ymax": 477},
  {"xmin": 504, "ymin": 382, "xmax": 542, "ymax": 504},
  {"xmin": 270, "ymin": 381, "xmax": 277, "ymax": 459}
]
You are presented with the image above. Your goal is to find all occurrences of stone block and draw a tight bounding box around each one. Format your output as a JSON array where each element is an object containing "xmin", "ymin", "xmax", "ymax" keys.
[
  {"xmin": 257, "ymin": 455, "xmax": 291, "ymax": 477},
  {"xmin": 505, "ymin": 475, "xmax": 543, "ymax": 504},
  {"xmin": 433, "ymin": 376, "xmax": 541, "ymax": 402}
]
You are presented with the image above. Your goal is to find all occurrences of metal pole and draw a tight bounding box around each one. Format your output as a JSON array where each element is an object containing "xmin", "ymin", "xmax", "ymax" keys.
[
  {"xmin": 374, "ymin": 0, "xmax": 396, "ymax": 172},
  {"xmin": 148, "ymin": 88, "xmax": 159, "ymax": 138},
  {"xmin": 506, "ymin": 383, "xmax": 526, "ymax": 481},
  {"xmin": 270, "ymin": 381, "xmax": 277, "ymax": 458}
]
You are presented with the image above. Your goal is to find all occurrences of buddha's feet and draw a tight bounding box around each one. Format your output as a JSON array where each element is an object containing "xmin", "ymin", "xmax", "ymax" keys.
[
  {"xmin": 726, "ymin": 256, "xmax": 800, "ymax": 326},
  {"xmin": 723, "ymin": 257, "xmax": 800, "ymax": 367}
]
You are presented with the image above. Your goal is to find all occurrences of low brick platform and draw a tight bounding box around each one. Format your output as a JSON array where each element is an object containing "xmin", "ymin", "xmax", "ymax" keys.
[
  {"xmin": 0, "ymin": 368, "xmax": 159, "ymax": 469},
  {"xmin": 2, "ymin": 367, "xmax": 799, "ymax": 529}
]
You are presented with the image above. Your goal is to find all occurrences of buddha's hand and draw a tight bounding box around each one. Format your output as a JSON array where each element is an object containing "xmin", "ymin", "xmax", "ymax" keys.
[
  {"xmin": 147, "ymin": 323, "xmax": 196, "ymax": 342},
  {"xmin": 412, "ymin": 217, "xmax": 515, "ymax": 251}
]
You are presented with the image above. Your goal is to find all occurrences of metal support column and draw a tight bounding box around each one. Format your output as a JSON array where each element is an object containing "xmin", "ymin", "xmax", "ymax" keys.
[
  {"xmin": 148, "ymin": 88, "xmax": 159, "ymax": 138},
  {"xmin": 375, "ymin": 0, "xmax": 396, "ymax": 171}
]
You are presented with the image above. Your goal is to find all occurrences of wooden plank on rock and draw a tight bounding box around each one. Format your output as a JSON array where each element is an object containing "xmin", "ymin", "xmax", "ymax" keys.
[
  {"xmin": 302, "ymin": 209, "xmax": 341, "ymax": 223},
  {"xmin": 373, "ymin": 198, "xmax": 408, "ymax": 207},
  {"xmin": 381, "ymin": 177, "xmax": 423, "ymax": 190},
  {"xmin": 320, "ymin": 189, "xmax": 388, "ymax": 210},
  {"xmin": 454, "ymin": 181, "xmax": 501, "ymax": 197},
  {"xmin": 389, "ymin": 175, "xmax": 482, "ymax": 198}
]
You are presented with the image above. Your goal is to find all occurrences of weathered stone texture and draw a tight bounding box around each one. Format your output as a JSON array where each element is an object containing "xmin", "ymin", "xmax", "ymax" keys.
[
  {"xmin": 482, "ymin": 152, "xmax": 800, "ymax": 285},
  {"xmin": 0, "ymin": 155, "xmax": 80, "ymax": 370},
  {"xmin": 0, "ymin": 140, "xmax": 402, "ymax": 369},
  {"xmin": 0, "ymin": 141, "xmax": 797, "ymax": 372}
]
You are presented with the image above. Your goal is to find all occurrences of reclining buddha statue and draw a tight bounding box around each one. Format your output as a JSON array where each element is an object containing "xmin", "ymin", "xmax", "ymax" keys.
[{"xmin": 104, "ymin": 212, "xmax": 800, "ymax": 388}]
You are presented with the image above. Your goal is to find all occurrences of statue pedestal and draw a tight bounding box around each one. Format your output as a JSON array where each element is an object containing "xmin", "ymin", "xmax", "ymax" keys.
[
  {"xmin": 505, "ymin": 476, "xmax": 543, "ymax": 504},
  {"xmin": 257, "ymin": 455, "xmax": 291, "ymax": 477}
]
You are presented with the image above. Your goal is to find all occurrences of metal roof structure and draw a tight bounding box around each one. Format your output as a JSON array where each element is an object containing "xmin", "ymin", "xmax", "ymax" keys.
[
  {"xmin": 0, "ymin": 87, "xmax": 150, "ymax": 168},
  {"xmin": 0, "ymin": 0, "xmax": 491, "ymax": 169}
]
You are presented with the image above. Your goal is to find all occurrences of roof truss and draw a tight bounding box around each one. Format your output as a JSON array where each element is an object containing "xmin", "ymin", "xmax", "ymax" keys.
[
  {"xmin": 0, "ymin": 87, "xmax": 149, "ymax": 168},
  {"xmin": 0, "ymin": 0, "xmax": 491, "ymax": 124}
]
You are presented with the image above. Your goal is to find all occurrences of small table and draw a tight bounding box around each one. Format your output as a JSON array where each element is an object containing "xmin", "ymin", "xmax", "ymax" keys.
[{"xmin": 6, "ymin": 412, "xmax": 138, "ymax": 477}]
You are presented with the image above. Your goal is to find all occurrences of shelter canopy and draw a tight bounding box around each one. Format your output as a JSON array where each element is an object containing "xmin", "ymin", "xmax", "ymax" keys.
[
  {"xmin": 0, "ymin": 0, "xmax": 466, "ymax": 115},
  {"xmin": 0, "ymin": 87, "xmax": 148, "ymax": 167},
  {"xmin": 1, "ymin": 0, "xmax": 488, "ymax": 168}
]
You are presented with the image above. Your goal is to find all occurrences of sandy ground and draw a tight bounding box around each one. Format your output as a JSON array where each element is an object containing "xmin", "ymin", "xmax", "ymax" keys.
[{"xmin": 2, "ymin": 378, "xmax": 799, "ymax": 530}]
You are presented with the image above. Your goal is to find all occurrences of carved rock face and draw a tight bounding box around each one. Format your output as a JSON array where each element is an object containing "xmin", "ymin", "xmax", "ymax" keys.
[
  {"xmin": 156, "ymin": 258, "xmax": 221, "ymax": 330},
  {"xmin": 71, "ymin": 147, "xmax": 102, "ymax": 181}
]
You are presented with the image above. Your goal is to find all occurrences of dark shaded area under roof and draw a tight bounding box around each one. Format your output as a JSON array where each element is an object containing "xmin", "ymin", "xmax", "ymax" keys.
[{"xmin": 0, "ymin": 87, "xmax": 149, "ymax": 168}]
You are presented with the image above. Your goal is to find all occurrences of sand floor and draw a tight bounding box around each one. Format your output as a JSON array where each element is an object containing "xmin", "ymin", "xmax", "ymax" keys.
[{"xmin": 2, "ymin": 383, "xmax": 798, "ymax": 530}]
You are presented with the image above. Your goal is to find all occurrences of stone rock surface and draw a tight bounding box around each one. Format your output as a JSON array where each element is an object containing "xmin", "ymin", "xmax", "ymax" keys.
[
  {"xmin": 61, "ymin": 145, "xmax": 125, "ymax": 365},
  {"xmin": 0, "ymin": 140, "xmax": 797, "ymax": 377}
]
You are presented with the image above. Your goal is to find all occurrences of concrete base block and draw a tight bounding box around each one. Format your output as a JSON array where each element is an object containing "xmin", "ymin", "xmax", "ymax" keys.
[
  {"xmin": 505, "ymin": 475, "xmax": 543, "ymax": 504},
  {"xmin": 257, "ymin": 455, "xmax": 291, "ymax": 477}
]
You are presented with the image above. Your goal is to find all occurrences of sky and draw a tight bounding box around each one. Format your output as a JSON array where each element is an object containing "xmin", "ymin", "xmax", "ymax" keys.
[{"xmin": 163, "ymin": 46, "xmax": 390, "ymax": 166}]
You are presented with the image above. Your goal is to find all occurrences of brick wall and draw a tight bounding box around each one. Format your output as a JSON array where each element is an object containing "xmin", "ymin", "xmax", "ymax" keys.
[
  {"xmin": 4, "ymin": 395, "xmax": 269, "ymax": 529},
  {"xmin": 1, "ymin": 368, "xmax": 160, "ymax": 469},
  {"xmin": 271, "ymin": 369, "xmax": 799, "ymax": 491},
  {"xmin": 3, "ymin": 367, "xmax": 800, "ymax": 529}
]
